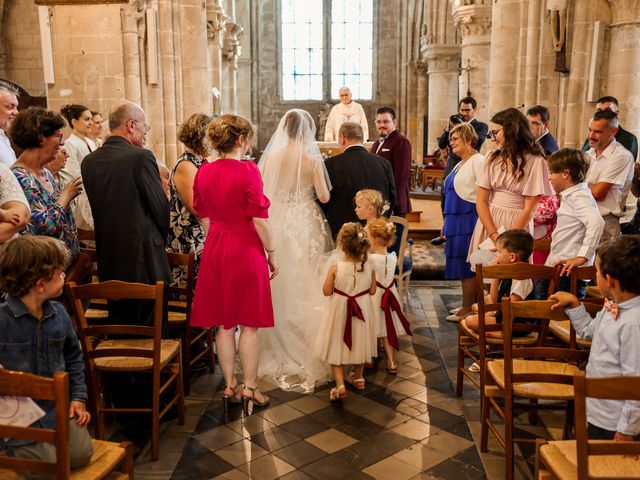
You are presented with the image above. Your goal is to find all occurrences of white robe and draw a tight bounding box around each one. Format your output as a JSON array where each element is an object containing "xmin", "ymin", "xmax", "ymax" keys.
[{"xmin": 324, "ymin": 101, "xmax": 369, "ymax": 142}]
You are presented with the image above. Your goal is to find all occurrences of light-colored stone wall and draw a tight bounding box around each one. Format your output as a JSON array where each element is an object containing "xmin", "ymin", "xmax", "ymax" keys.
[{"xmin": 3, "ymin": 0, "xmax": 45, "ymax": 96}]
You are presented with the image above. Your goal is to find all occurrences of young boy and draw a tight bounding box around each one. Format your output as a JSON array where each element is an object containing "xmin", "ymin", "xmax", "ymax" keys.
[
  {"xmin": 550, "ymin": 235, "xmax": 640, "ymax": 440},
  {"xmin": 0, "ymin": 236, "xmax": 93, "ymax": 470},
  {"xmin": 465, "ymin": 229, "xmax": 535, "ymax": 335},
  {"xmin": 536, "ymin": 148, "xmax": 604, "ymax": 299}
]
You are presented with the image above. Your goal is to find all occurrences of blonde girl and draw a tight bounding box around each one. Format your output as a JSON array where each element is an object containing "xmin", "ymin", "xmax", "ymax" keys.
[
  {"xmin": 354, "ymin": 189, "xmax": 390, "ymax": 224},
  {"xmin": 314, "ymin": 223, "xmax": 377, "ymax": 401},
  {"xmin": 367, "ymin": 218, "xmax": 412, "ymax": 374}
]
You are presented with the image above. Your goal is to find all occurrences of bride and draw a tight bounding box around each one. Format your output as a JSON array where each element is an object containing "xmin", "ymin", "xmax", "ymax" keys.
[{"xmin": 258, "ymin": 109, "xmax": 334, "ymax": 392}]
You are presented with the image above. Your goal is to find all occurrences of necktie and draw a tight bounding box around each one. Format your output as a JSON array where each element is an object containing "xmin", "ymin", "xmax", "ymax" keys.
[{"xmin": 375, "ymin": 137, "xmax": 385, "ymax": 154}]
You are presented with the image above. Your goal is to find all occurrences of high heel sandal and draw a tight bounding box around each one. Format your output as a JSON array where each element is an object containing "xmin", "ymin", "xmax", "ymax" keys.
[
  {"xmin": 222, "ymin": 384, "xmax": 241, "ymax": 414},
  {"xmin": 241, "ymin": 385, "xmax": 270, "ymax": 414}
]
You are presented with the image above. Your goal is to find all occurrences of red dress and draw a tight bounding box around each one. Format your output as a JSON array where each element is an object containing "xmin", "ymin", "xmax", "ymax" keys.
[{"xmin": 191, "ymin": 159, "xmax": 274, "ymax": 330}]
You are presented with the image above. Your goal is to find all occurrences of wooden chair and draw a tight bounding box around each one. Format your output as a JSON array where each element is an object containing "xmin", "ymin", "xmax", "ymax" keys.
[
  {"xmin": 390, "ymin": 215, "xmax": 413, "ymax": 303},
  {"xmin": 456, "ymin": 262, "xmax": 559, "ymax": 398},
  {"xmin": 0, "ymin": 368, "xmax": 133, "ymax": 479},
  {"xmin": 533, "ymin": 238, "xmax": 552, "ymax": 253},
  {"xmin": 66, "ymin": 280, "xmax": 185, "ymax": 461},
  {"xmin": 166, "ymin": 251, "xmax": 215, "ymax": 395},
  {"xmin": 548, "ymin": 265, "xmax": 600, "ymax": 349},
  {"xmin": 536, "ymin": 373, "xmax": 640, "ymax": 479},
  {"xmin": 481, "ymin": 299, "xmax": 590, "ymax": 480}
]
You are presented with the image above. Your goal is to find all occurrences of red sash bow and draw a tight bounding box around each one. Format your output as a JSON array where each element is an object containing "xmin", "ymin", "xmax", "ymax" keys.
[
  {"xmin": 377, "ymin": 281, "xmax": 412, "ymax": 350},
  {"xmin": 334, "ymin": 288, "xmax": 369, "ymax": 350}
]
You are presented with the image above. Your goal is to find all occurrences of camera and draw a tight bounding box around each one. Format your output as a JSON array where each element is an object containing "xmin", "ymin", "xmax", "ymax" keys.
[{"xmin": 449, "ymin": 114, "xmax": 464, "ymax": 125}]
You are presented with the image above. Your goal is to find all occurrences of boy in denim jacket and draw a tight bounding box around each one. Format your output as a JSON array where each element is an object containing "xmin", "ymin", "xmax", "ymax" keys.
[{"xmin": 0, "ymin": 236, "xmax": 93, "ymax": 472}]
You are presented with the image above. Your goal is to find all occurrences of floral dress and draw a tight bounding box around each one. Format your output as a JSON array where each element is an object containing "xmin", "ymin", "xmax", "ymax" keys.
[
  {"xmin": 11, "ymin": 166, "xmax": 79, "ymax": 259},
  {"xmin": 167, "ymin": 152, "xmax": 206, "ymax": 287}
]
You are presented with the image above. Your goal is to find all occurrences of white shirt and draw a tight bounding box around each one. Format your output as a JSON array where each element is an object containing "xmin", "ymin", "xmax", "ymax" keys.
[
  {"xmin": 0, "ymin": 163, "xmax": 28, "ymax": 207},
  {"xmin": 567, "ymin": 296, "xmax": 640, "ymax": 435},
  {"xmin": 545, "ymin": 182, "xmax": 604, "ymax": 267},
  {"xmin": 60, "ymin": 133, "xmax": 94, "ymax": 230},
  {"xmin": 586, "ymin": 139, "xmax": 634, "ymax": 217},
  {"xmin": 324, "ymin": 101, "xmax": 369, "ymax": 142},
  {"xmin": 0, "ymin": 129, "xmax": 16, "ymax": 167},
  {"xmin": 453, "ymin": 153, "xmax": 484, "ymax": 203}
]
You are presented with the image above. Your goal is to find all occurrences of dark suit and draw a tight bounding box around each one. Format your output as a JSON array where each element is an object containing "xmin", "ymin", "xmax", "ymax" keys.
[
  {"xmin": 538, "ymin": 131, "xmax": 559, "ymax": 156},
  {"xmin": 321, "ymin": 145, "xmax": 396, "ymax": 239},
  {"xmin": 370, "ymin": 130, "xmax": 411, "ymax": 215},
  {"xmin": 81, "ymin": 136, "xmax": 171, "ymax": 328}
]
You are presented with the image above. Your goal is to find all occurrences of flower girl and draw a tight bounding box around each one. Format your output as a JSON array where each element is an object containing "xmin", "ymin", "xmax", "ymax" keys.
[
  {"xmin": 314, "ymin": 223, "xmax": 377, "ymax": 401},
  {"xmin": 367, "ymin": 219, "xmax": 412, "ymax": 374}
]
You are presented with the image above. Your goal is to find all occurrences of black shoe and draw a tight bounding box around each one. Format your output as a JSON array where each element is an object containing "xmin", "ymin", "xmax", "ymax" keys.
[{"xmin": 430, "ymin": 236, "xmax": 446, "ymax": 245}]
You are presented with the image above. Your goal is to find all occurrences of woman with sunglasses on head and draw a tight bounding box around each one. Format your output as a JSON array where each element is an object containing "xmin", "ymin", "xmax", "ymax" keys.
[
  {"xmin": 468, "ymin": 108, "xmax": 553, "ymax": 259},
  {"xmin": 9, "ymin": 107, "xmax": 82, "ymax": 259}
]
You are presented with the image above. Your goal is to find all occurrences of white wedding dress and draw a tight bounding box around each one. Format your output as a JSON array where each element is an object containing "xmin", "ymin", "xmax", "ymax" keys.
[{"xmin": 258, "ymin": 109, "xmax": 334, "ymax": 392}]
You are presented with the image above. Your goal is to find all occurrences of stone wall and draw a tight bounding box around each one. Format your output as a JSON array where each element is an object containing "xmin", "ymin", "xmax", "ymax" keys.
[{"xmin": 3, "ymin": 0, "xmax": 45, "ymax": 96}]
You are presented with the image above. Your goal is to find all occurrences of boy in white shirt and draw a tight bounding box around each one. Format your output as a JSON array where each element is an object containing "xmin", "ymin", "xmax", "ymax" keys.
[
  {"xmin": 550, "ymin": 235, "xmax": 640, "ymax": 440},
  {"xmin": 534, "ymin": 148, "xmax": 605, "ymax": 299}
]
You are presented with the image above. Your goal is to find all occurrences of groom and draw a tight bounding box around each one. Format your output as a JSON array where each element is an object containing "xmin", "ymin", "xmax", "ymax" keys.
[{"xmin": 321, "ymin": 122, "xmax": 396, "ymax": 239}]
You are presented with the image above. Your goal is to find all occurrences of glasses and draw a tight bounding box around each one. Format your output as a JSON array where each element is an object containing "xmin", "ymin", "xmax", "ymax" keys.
[
  {"xmin": 131, "ymin": 119, "xmax": 151, "ymax": 134},
  {"xmin": 487, "ymin": 128, "xmax": 503, "ymax": 140},
  {"xmin": 529, "ymin": 120, "xmax": 543, "ymax": 127}
]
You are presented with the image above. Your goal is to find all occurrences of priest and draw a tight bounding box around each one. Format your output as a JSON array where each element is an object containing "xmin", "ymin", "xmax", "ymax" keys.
[{"xmin": 323, "ymin": 86, "xmax": 369, "ymax": 142}]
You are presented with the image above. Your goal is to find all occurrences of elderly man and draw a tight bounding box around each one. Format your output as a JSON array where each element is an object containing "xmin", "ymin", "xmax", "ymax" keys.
[
  {"xmin": 0, "ymin": 82, "xmax": 19, "ymax": 167},
  {"xmin": 323, "ymin": 87, "xmax": 369, "ymax": 142},
  {"xmin": 82, "ymin": 100, "xmax": 170, "ymax": 329},
  {"xmin": 585, "ymin": 109, "xmax": 635, "ymax": 240},
  {"xmin": 527, "ymin": 105, "xmax": 558, "ymax": 156},
  {"xmin": 371, "ymin": 106, "xmax": 412, "ymax": 216},
  {"xmin": 322, "ymin": 122, "xmax": 395, "ymax": 239}
]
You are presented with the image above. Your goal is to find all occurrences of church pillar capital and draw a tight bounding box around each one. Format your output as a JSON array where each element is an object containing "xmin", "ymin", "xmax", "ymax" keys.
[
  {"xmin": 607, "ymin": 0, "xmax": 640, "ymax": 25},
  {"xmin": 223, "ymin": 21, "xmax": 243, "ymax": 69},
  {"xmin": 452, "ymin": 3, "xmax": 492, "ymax": 44},
  {"xmin": 206, "ymin": 0, "xmax": 227, "ymax": 44},
  {"xmin": 422, "ymin": 44, "xmax": 461, "ymax": 74}
]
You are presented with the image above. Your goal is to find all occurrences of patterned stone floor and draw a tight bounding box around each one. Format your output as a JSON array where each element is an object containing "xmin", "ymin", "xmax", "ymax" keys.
[{"xmin": 127, "ymin": 281, "xmax": 556, "ymax": 479}]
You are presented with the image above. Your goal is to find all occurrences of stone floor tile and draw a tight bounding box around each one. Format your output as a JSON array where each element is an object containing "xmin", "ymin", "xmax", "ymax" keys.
[
  {"xmin": 362, "ymin": 456, "xmax": 421, "ymax": 480},
  {"xmin": 256, "ymin": 403, "xmax": 305, "ymax": 425},
  {"xmin": 390, "ymin": 417, "xmax": 437, "ymax": 441},
  {"xmin": 194, "ymin": 426, "xmax": 245, "ymax": 451},
  {"xmin": 273, "ymin": 440, "xmax": 328, "ymax": 468},
  {"xmin": 211, "ymin": 468, "xmax": 252, "ymax": 480},
  {"xmin": 226, "ymin": 414, "xmax": 276, "ymax": 438},
  {"xmin": 238, "ymin": 454, "xmax": 296, "ymax": 480},
  {"xmin": 214, "ymin": 439, "xmax": 269, "ymax": 467},
  {"xmin": 305, "ymin": 427, "xmax": 359, "ymax": 453},
  {"xmin": 248, "ymin": 426, "xmax": 302, "ymax": 452},
  {"xmin": 287, "ymin": 395, "xmax": 329, "ymax": 414}
]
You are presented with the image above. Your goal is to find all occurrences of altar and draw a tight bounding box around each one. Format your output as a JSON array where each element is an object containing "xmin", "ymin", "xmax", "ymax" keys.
[{"xmin": 317, "ymin": 141, "xmax": 375, "ymax": 158}]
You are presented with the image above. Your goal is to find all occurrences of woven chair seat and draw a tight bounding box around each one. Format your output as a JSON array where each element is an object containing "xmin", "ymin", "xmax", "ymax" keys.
[
  {"xmin": 85, "ymin": 308, "xmax": 109, "ymax": 319},
  {"xmin": 0, "ymin": 440, "xmax": 127, "ymax": 480},
  {"xmin": 168, "ymin": 311, "xmax": 186, "ymax": 323},
  {"xmin": 540, "ymin": 440, "xmax": 640, "ymax": 479},
  {"xmin": 460, "ymin": 319, "xmax": 538, "ymax": 345},
  {"xmin": 548, "ymin": 320, "xmax": 592, "ymax": 348},
  {"xmin": 95, "ymin": 339, "xmax": 180, "ymax": 371},
  {"xmin": 70, "ymin": 440, "xmax": 127, "ymax": 479},
  {"xmin": 486, "ymin": 359, "xmax": 580, "ymax": 400}
]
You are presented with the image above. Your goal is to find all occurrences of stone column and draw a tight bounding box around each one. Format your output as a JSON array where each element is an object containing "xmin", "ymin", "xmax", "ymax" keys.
[
  {"xmin": 452, "ymin": 1, "xmax": 492, "ymax": 122},
  {"xmin": 606, "ymin": 0, "xmax": 640, "ymax": 145},
  {"xmin": 423, "ymin": 45, "xmax": 461, "ymax": 154},
  {"xmin": 179, "ymin": 0, "xmax": 211, "ymax": 117},
  {"xmin": 206, "ymin": 0, "xmax": 226, "ymax": 116},
  {"xmin": 487, "ymin": 0, "xmax": 522, "ymax": 112}
]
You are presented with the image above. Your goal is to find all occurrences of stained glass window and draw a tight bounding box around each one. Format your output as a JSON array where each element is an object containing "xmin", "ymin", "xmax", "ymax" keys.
[
  {"xmin": 281, "ymin": 0, "xmax": 324, "ymax": 100},
  {"xmin": 330, "ymin": 0, "xmax": 373, "ymax": 99},
  {"xmin": 280, "ymin": 0, "xmax": 373, "ymax": 101}
]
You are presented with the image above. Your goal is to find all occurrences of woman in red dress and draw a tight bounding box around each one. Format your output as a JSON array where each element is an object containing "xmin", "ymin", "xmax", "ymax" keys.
[{"xmin": 191, "ymin": 114, "xmax": 278, "ymax": 413}]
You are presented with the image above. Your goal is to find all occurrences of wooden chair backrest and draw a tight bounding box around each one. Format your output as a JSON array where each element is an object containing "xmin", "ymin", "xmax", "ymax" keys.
[
  {"xmin": 0, "ymin": 370, "xmax": 70, "ymax": 478},
  {"xmin": 76, "ymin": 228, "xmax": 95, "ymax": 242},
  {"xmin": 475, "ymin": 263, "xmax": 560, "ymax": 348},
  {"xmin": 570, "ymin": 265, "xmax": 597, "ymax": 296},
  {"xmin": 65, "ymin": 281, "xmax": 165, "ymax": 372},
  {"xmin": 502, "ymin": 299, "xmax": 590, "ymax": 387},
  {"xmin": 389, "ymin": 215, "xmax": 410, "ymax": 274},
  {"xmin": 573, "ymin": 373, "xmax": 640, "ymax": 478},
  {"xmin": 165, "ymin": 251, "xmax": 195, "ymax": 301},
  {"xmin": 533, "ymin": 238, "xmax": 552, "ymax": 252}
]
